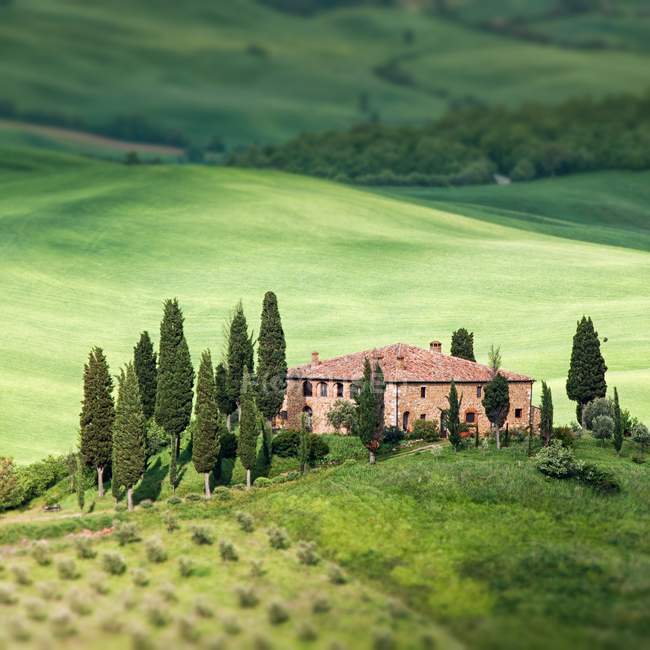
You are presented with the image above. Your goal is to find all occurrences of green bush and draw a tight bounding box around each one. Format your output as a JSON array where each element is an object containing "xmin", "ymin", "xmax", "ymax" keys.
[
  {"xmin": 24, "ymin": 596, "xmax": 48, "ymax": 621},
  {"xmin": 219, "ymin": 539, "xmax": 238, "ymax": 562},
  {"xmin": 308, "ymin": 435, "xmax": 330, "ymax": 464},
  {"xmin": 67, "ymin": 588, "xmax": 92, "ymax": 615},
  {"xmin": 235, "ymin": 511, "xmax": 255, "ymax": 533},
  {"xmin": 164, "ymin": 513, "xmax": 179, "ymax": 533},
  {"xmin": 213, "ymin": 486, "xmax": 231, "ymax": 501},
  {"xmin": 583, "ymin": 397, "xmax": 612, "ymax": 430},
  {"xmin": 11, "ymin": 565, "xmax": 32, "ymax": 585},
  {"xmin": 145, "ymin": 598, "xmax": 171, "ymax": 627},
  {"xmin": 37, "ymin": 581, "xmax": 61, "ymax": 601},
  {"xmin": 576, "ymin": 463, "xmax": 621, "ymax": 494},
  {"xmin": 57, "ymin": 558, "xmax": 80, "ymax": 580},
  {"xmin": 268, "ymin": 600, "xmax": 290, "ymax": 624},
  {"xmin": 114, "ymin": 521, "xmax": 140, "ymax": 546},
  {"xmin": 74, "ymin": 537, "xmax": 96, "ymax": 559},
  {"xmin": 145, "ymin": 537, "xmax": 167, "ymax": 563},
  {"xmin": 236, "ymin": 585, "xmax": 258, "ymax": 608},
  {"xmin": 534, "ymin": 440, "xmax": 579, "ymax": 478},
  {"xmin": 383, "ymin": 426, "xmax": 404, "ymax": 446},
  {"xmin": 411, "ymin": 419, "xmax": 440, "ymax": 441},
  {"xmin": 253, "ymin": 477, "xmax": 271, "ymax": 488},
  {"xmin": 138, "ymin": 499, "xmax": 154, "ymax": 509},
  {"xmin": 178, "ymin": 558, "xmax": 195, "ymax": 578},
  {"xmin": 0, "ymin": 582, "xmax": 18, "ymax": 604},
  {"xmin": 0, "ymin": 457, "xmax": 24, "ymax": 511},
  {"xmin": 146, "ymin": 421, "xmax": 168, "ymax": 456},
  {"xmin": 312, "ymin": 597, "xmax": 330, "ymax": 614},
  {"xmin": 328, "ymin": 564, "xmax": 348, "ymax": 585},
  {"xmin": 297, "ymin": 622, "xmax": 318, "ymax": 642},
  {"xmin": 167, "ymin": 495, "xmax": 182, "ymax": 505},
  {"xmin": 131, "ymin": 568, "xmax": 150, "ymax": 587},
  {"xmin": 102, "ymin": 552, "xmax": 126, "ymax": 575},
  {"xmin": 220, "ymin": 432, "xmax": 238, "ymax": 459},
  {"xmin": 297, "ymin": 541, "xmax": 320, "ymax": 565},
  {"xmin": 592, "ymin": 415, "xmax": 614, "ymax": 443},
  {"xmin": 32, "ymin": 542, "xmax": 51, "ymax": 566},
  {"xmin": 268, "ymin": 526, "xmax": 290, "ymax": 549},
  {"xmin": 631, "ymin": 422, "xmax": 650, "ymax": 454},
  {"xmin": 50, "ymin": 608, "xmax": 77, "ymax": 638},
  {"xmin": 185, "ymin": 493, "xmax": 203, "ymax": 502},
  {"xmin": 190, "ymin": 526, "xmax": 213, "ymax": 545},
  {"xmin": 552, "ymin": 426, "xmax": 576, "ymax": 448},
  {"xmin": 194, "ymin": 600, "xmax": 214, "ymax": 618},
  {"xmin": 272, "ymin": 430, "xmax": 300, "ymax": 457}
]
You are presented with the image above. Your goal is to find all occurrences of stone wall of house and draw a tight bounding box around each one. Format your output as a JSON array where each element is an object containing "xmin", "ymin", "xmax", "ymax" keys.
[{"xmin": 283, "ymin": 378, "xmax": 535, "ymax": 435}]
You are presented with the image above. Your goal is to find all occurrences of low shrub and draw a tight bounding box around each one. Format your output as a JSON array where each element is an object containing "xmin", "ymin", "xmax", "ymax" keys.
[
  {"xmin": 297, "ymin": 541, "xmax": 320, "ymax": 566},
  {"xmin": 24, "ymin": 596, "xmax": 48, "ymax": 621},
  {"xmin": 235, "ymin": 511, "xmax": 255, "ymax": 533},
  {"xmin": 131, "ymin": 624, "xmax": 156, "ymax": 650},
  {"xmin": 222, "ymin": 616, "xmax": 242, "ymax": 635},
  {"xmin": 195, "ymin": 600, "xmax": 214, "ymax": 618},
  {"xmin": 219, "ymin": 539, "xmax": 239, "ymax": 562},
  {"xmin": 164, "ymin": 513, "xmax": 179, "ymax": 533},
  {"xmin": 132, "ymin": 568, "xmax": 150, "ymax": 587},
  {"xmin": 328, "ymin": 564, "xmax": 348, "ymax": 585},
  {"xmin": 167, "ymin": 495, "xmax": 182, "ymax": 506},
  {"xmin": 583, "ymin": 397, "xmax": 612, "ymax": 430},
  {"xmin": 177, "ymin": 615, "xmax": 201, "ymax": 643},
  {"xmin": 67, "ymin": 588, "xmax": 92, "ymax": 616},
  {"xmin": 139, "ymin": 499, "xmax": 154, "ymax": 510},
  {"xmin": 115, "ymin": 503, "xmax": 127, "ymax": 512},
  {"xmin": 592, "ymin": 415, "xmax": 614, "ymax": 444},
  {"xmin": 50, "ymin": 607, "xmax": 77, "ymax": 638},
  {"xmin": 99, "ymin": 609, "xmax": 124, "ymax": 634},
  {"xmin": 312, "ymin": 597, "xmax": 330, "ymax": 614},
  {"xmin": 89, "ymin": 574, "xmax": 110, "ymax": 595},
  {"xmin": 158, "ymin": 583, "xmax": 178, "ymax": 603},
  {"xmin": 632, "ymin": 422, "xmax": 650, "ymax": 454},
  {"xmin": 268, "ymin": 526, "xmax": 290, "ymax": 550},
  {"xmin": 213, "ymin": 486, "xmax": 231, "ymax": 501},
  {"xmin": 190, "ymin": 525, "xmax": 214, "ymax": 545},
  {"xmin": 114, "ymin": 521, "xmax": 140, "ymax": 546},
  {"xmin": 10, "ymin": 616, "xmax": 32, "ymax": 642},
  {"xmin": 145, "ymin": 537, "xmax": 167, "ymax": 563},
  {"xmin": 577, "ymin": 462, "xmax": 621, "ymax": 494},
  {"xmin": 268, "ymin": 600, "xmax": 289, "ymax": 625},
  {"xmin": 309, "ymin": 434, "xmax": 330, "ymax": 464},
  {"xmin": 57, "ymin": 558, "xmax": 80, "ymax": 580},
  {"xmin": 0, "ymin": 582, "xmax": 18, "ymax": 605},
  {"xmin": 12, "ymin": 565, "xmax": 32, "ymax": 585},
  {"xmin": 374, "ymin": 630, "xmax": 396, "ymax": 650},
  {"xmin": 178, "ymin": 557, "xmax": 195, "ymax": 578},
  {"xmin": 254, "ymin": 477, "xmax": 272, "ymax": 488},
  {"xmin": 145, "ymin": 598, "xmax": 171, "ymax": 627},
  {"xmin": 297, "ymin": 622, "xmax": 318, "ymax": 642},
  {"xmin": 383, "ymin": 426, "xmax": 404, "ymax": 446},
  {"xmin": 102, "ymin": 552, "xmax": 126, "ymax": 575},
  {"xmin": 32, "ymin": 541, "xmax": 51, "ymax": 566},
  {"xmin": 534, "ymin": 440, "xmax": 579, "ymax": 478},
  {"xmin": 553, "ymin": 426, "xmax": 576, "ymax": 448},
  {"xmin": 74, "ymin": 537, "xmax": 97, "ymax": 559},
  {"xmin": 236, "ymin": 585, "xmax": 259, "ymax": 608},
  {"xmin": 411, "ymin": 419, "xmax": 440, "ymax": 442},
  {"xmin": 250, "ymin": 559, "xmax": 266, "ymax": 578},
  {"xmin": 272, "ymin": 430, "xmax": 300, "ymax": 457},
  {"xmin": 37, "ymin": 581, "xmax": 61, "ymax": 601},
  {"xmin": 185, "ymin": 493, "xmax": 203, "ymax": 502}
]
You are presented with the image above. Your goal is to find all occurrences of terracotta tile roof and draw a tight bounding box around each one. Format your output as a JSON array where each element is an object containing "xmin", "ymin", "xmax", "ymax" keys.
[{"xmin": 288, "ymin": 343, "xmax": 533, "ymax": 383}]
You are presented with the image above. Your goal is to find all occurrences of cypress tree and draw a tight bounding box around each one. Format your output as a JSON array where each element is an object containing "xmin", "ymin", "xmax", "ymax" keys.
[
  {"xmin": 215, "ymin": 362, "xmax": 236, "ymax": 422},
  {"xmin": 356, "ymin": 358, "xmax": 380, "ymax": 464},
  {"xmin": 226, "ymin": 301, "xmax": 254, "ymax": 414},
  {"xmin": 79, "ymin": 347, "xmax": 115, "ymax": 498},
  {"xmin": 237, "ymin": 370, "xmax": 259, "ymax": 489},
  {"xmin": 447, "ymin": 381, "xmax": 463, "ymax": 451},
  {"xmin": 193, "ymin": 350, "xmax": 220, "ymax": 497},
  {"xmin": 133, "ymin": 331, "xmax": 157, "ymax": 420},
  {"xmin": 566, "ymin": 316, "xmax": 607, "ymax": 422},
  {"xmin": 155, "ymin": 298, "xmax": 194, "ymax": 465},
  {"xmin": 540, "ymin": 381, "xmax": 554, "ymax": 446},
  {"xmin": 482, "ymin": 373, "xmax": 510, "ymax": 449},
  {"xmin": 256, "ymin": 291, "xmax": 287, "ymax": 422},
  {"xmin": 299, "ymin": 413, "xmax": 310, "ymax": 474},
  {"xmin": 112, "ymin": 363, "xmax": 147, "ymax": 512},
  {"xmin": 613, "ymin": 387, "xmax": 623, "ymax": 454},
  {"xmin": 450, "ymin": 328, "xmax": 476, "ymax": 361},
  {"xmin": 374, "ymin": 362, "xmax": 386, "ymax": 437}
]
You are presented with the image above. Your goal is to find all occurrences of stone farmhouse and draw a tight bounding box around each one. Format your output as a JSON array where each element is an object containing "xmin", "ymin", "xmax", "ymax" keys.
[{"xmin": 280, "ymin": 341, "xmax": 537, "ymax": 435}]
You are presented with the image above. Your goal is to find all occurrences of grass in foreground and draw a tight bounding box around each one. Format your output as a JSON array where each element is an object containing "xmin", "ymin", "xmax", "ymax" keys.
[{"xmin": 1, "ymin": 148, "xmax": 649, "ymax": 461}]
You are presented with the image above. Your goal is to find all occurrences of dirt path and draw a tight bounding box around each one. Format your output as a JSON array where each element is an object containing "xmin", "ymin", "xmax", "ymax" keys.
[{"xmin": 0, "ymin": 118, "xmax": 184, "ymax": 156}]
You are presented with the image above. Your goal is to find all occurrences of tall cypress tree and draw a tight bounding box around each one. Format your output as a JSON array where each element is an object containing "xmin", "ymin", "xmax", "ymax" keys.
[
  {"xmin": 112, "ymin": 363, "xmax": 147, "ymax": 511},
  {"xmin": 613, "ymin": 387, "xmax": 623, "ymax": 454},
  {"xmin": 133, "ymin": 331, "xmax": 157, "ymax": 421},
  {"xmin": 540, "ymin": 381, "xmax": 554, "ymax": 446},
  {"xmin": 450, "ymin": 329, "xmax": 476, "ymax": 361},
  {"xmin": 447, "ymin": 381, "xmax": 463, "ymax": 451},
  {"xmin": 566, "ymin": 316, "xmax": 607, "ymax": 422},
  {"xmin": 226, "ymin": 301, "xmax": 254, "ymax": 414},
  {"xmin": 193, "ymin": 350, "xmax": 220, "ymax": 497},
  {"xmin": 482, "ymin": 373, "xmax": 510, "ymax": 450},
  {"xmin": 113, "ymin": 363, "xmax": 147, "ymax": 510},
  {"xmin": 155, "ymin": 298, "xmax": 194, "ymax": 465},
  {"xmin": 356, "ymin": 358, "xmax": 380, "ymax": 464},
  {"xmin": 256, "ymin": 291, "xmax": 287, "ymax": 422},
  {"xmin": 374, "ymin": 361, "xmax": 386, "ymax": 438},
  {"xmin": 237, "ymin": 370, "xmax": 259, "ymax": 488},
  {"xmin": 79, "ymin": 347, "xmax": 115, "ymax": 497},
  {"xmin": 215, "ymin": 362, "xmax": 236, "ymax": 422}
]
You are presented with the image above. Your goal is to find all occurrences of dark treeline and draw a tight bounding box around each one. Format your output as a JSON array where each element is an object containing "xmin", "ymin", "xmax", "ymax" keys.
[{"xmin": 228, "ymin": 92, "xmax": 650, "ymax": 186}]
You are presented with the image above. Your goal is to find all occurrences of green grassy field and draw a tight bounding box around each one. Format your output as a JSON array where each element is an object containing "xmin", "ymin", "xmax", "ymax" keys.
[
  {"xmin": 1, "ymin": 437, "xmax": 648, "ymax": 649},
  {"xmin": 1, "ymin": 1, "xmax": 649, "ymax": 148},
  {"xmin": 1, "ymin": 148, "xmax": 649, "ymax": 463}
]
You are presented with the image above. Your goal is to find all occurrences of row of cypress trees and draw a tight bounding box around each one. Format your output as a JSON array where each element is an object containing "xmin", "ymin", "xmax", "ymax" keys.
[{"xmin": 79, "ymin": 291, "xmax": 287, "ymax": 506}]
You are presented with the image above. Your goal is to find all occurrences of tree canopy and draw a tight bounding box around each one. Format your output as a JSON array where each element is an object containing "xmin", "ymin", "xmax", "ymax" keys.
[
  {"xmin": 133, "ymin": 331, "xmax": 157, "ymax": 420},
  {"xmin": 450, "ymin": 328, "xmax": 475, "ymax": 361}
]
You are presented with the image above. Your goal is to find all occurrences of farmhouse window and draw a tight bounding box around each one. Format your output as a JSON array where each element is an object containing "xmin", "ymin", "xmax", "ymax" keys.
[
  {"xmin": 303, "ymin": 380, "xmax": 312, "ymax": 397},
  {"xmin": 515, "ymin": 408, "xmax": 523, "ymax": 418},
  {"xmin": 465, "ymin": 411, "xmax": 476, "ymax": 424},
  {"xmin": 280, "ymin": 410, "xmax": 288, "ymax": 420},
  {"xmin": 336, "ymin": 382, "xmax": 344, "ymax": 397},
  {"xmin": 420, "ymin": 413, "xmax": 426, "ymax": 420},
  {"xmin": 476, "ymin": 386, "xmax": 482, "ymax": 397},
  {"xmin": 420, "ymin": 386, "xmax": 426, "ymax": 398},
  {"xmin": 319, "ymin": 382, "xmax": 328, "ymax": 397}
]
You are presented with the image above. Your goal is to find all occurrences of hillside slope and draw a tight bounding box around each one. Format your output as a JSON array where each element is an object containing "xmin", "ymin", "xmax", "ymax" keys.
[
  {"xmin": 0, "ymin": 149, "xmax": 648, "ymax": 462},
  {"xmin": 1, "ymin": 1, "xmax": 649, "ymax": 147}
]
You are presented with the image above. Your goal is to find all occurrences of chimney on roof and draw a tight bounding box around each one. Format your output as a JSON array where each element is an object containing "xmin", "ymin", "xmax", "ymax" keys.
[
  {"xmin": 311, "ymin": 351, "xmax": 320, "ymax": 365},
  {"xmin": 430, "ymin": 341, "xmax": 442, "ymax": 354}
]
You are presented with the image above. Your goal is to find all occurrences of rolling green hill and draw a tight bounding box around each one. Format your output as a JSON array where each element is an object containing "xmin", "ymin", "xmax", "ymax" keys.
[
  {"xmin": 1, "ymin": 148, "xmax": 649, "ymax": 463},
  {"xmin": 1, "ymin": 0, "xmax": 649, "ymax": 148}
]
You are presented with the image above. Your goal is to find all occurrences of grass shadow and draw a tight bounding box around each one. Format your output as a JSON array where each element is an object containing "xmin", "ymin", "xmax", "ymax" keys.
[{"xmin": 134, "ymin": 457, "xmax": 168, "ymax": 503}]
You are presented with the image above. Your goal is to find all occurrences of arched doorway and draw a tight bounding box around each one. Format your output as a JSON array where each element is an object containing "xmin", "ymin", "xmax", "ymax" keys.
[
  {"xmin": 302, "ymin": 406, "xmax": 313, "ymax": 431},
  {"xmin": 402, "ymin": 411, "xmax": 410, "ymax": 432}
]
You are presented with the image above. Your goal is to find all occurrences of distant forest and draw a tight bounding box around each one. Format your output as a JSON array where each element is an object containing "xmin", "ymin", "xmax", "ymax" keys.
[{"xmin": 228, "ymin": 92, "xmax": 650, "ymax": 186}]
